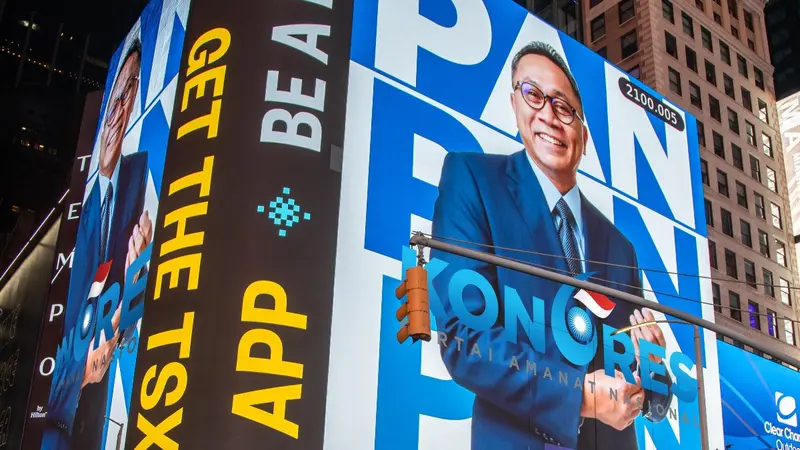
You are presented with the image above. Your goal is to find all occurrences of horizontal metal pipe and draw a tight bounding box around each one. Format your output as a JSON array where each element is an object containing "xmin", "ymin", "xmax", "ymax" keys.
[{"xmin": 410, "ymin": 234, "xmax": 800, "ymax": 369}]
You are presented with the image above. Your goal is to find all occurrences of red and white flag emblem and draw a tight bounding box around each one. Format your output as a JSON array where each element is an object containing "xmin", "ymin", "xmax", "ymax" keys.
[
  {"xmin": 573, "ymin": 289, "xmax": 616, "ymax": 319},
  {"xmin": 87, "ymin": 261, "xmax": 113, "ymax": 299}
]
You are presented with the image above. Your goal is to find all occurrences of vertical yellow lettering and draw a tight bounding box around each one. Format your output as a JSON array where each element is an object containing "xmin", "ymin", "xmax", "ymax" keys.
[
  {"xmin": 177, "ymin": 99, "xmax": 222, "ymax": 139},
  {"xmin": 182, "ymin": 65, "xmax": 227, "ymax": 111},
  {"xmin": 159, "ymin": 202, "xmax": 208, "ymax": 257},
  {"xmin": 242, "ymin": 280, "xmax": 307, "ymax": 329},
  {"xmin": 231, "ymin": 385, "xmax": 302, "ymax": 439},
  {"xmin": 168, "ymin": 156, "xmax": 215, "ymax": 197},
  {"xmin": 140, "ymin": 362, "xmax": 189, "ymax": 410},
  {"xmin": 154, "ymin": 254, "xmax": 202, "ymax": 300},
  {"xmin": 135, "ymin": 408, "xmax": 183, "ymax": 450},
  {"xmin": 146, "ymin": 312, "xmax": 195, "ymax": 358},
  {"xmin": 187, "ymin": 28, "xmax": 231, "ymax": 76},
  {"xmin": 236, "ymin": 329, "xmax": 303, "ymax": 379}
]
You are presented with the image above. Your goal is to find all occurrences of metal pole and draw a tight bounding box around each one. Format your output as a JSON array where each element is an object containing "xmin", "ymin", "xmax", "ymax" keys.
[
  {"xmin": 15, "ymin": 11, "xmax": 36, "ymax": 88},
  {"xmin": 409, "ymin": 234, "xmax": 800, "ymax": 369},
  {"xmin": 47, "ymin": 23, "xmax": 63, "ymax": 87},
  {"xmin": 75, "ymin": 34, "xmax": 90, "ymax": 95},
  {"xmin": 694, "ymin": 324, "xmax": 709, "ymax": 450}
]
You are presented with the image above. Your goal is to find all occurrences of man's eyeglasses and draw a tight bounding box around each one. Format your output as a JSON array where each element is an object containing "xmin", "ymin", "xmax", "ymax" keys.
[
  {"xmin": 105, "ymin": 75, "xmax": 139, "ymax": 126},
  {"xmin": 514, "ymin": 81, "xmax": 584, "ymax": 126}
]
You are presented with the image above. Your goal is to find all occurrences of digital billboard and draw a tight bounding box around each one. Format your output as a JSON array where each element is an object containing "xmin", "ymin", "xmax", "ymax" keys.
[
  {"xmin": 325, "ymin": 1, "xmax": 721, "ymax": 449},
  {"xmin": 36, "ymin": 0, "xmax": 192, "ymax": 448},
  {"xmin": 719, "ymin": 340, "xmax": 800, "ymax": 450}
]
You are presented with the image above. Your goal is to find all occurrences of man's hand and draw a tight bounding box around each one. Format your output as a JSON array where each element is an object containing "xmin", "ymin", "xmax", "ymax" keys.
[
  {"xmin": 629, "ymin": 308, "xmax": 666, "ymax": 365},
  {"xmin": 125, "ymin": 211, "xmax": 153, "ymax": 278},
  {"xmin": 581, "ymin": 369, "xmax": 644, "ymax": 431},
  {"xmin": 82, "ymin": 305, "xmax": 121, "ymax": 388}
]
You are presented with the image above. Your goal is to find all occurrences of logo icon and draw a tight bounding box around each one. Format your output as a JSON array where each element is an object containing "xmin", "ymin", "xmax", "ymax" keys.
[
  {"xmin": 566, "ymin": 289, "xmax": 616, "ymax": 344},
  {"xmin": 257, "ymin": 187, "xmax": 311, "ymax": 237},
  {"xmin": 776, "ymin": 392, "xmax": 797, "ymax": 427}
]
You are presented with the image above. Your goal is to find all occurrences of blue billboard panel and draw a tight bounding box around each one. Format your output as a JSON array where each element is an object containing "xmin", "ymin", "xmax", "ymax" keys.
[
  {"xmin": 720, "ymin": 340, "xmax": 800, "ymax": 450},
  {"xmin": 325, "ymin": 0, "xmax": 718, "ymax": 449}
]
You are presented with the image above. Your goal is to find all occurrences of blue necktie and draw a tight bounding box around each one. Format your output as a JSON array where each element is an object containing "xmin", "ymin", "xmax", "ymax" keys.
[
  {"xmin": 100, "ymin": 183, "xmax": 113, "ymax": 261},
  {"xmin": 553, "ymin": 198, "xmax": 582, "ymax": 275}
]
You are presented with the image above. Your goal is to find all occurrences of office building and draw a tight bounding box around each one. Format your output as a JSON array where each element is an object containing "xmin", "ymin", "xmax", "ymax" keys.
[
  {"xmin": 581, "ymin": 0, "xmax": 800, "ymax": 359},
  {"xmin": 779, "ymin": 93, "xmax": 800, "ymax": 279}
]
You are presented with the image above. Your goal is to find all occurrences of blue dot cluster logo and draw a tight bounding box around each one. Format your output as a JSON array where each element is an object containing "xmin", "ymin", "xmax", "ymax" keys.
[{"xmin": 256, "ymin": 187, "xmax": 311, "ymax": 237}]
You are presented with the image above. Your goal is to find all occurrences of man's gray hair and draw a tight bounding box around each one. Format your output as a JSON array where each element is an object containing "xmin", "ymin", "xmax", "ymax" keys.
[{"xmin": 511, "ymin": 41, "xmax": 583, "ymax": 111}]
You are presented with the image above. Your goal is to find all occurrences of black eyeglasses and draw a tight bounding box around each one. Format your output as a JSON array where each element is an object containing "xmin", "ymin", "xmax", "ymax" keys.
[
  {"xmin": 514, "ymin": 81, "xmax": 584, "ymax": 126},
  {"xmin": 106, "ymin": 75, "xmax": 139, "ymax": 126}
]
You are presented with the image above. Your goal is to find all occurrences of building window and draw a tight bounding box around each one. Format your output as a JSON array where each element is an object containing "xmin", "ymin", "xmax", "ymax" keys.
[
  {"xmin": 627, "ymin": 65, "xmax": 641, "ymax": 79},
  {"xmin": 737, "ymin": 55, "xmax": 748, "ymax": 78},
  {"xmin": 728, "ymin": 108, "xmax": 739, "ymax": 134},
  {"xmin": 758, "ymin": 229, "xmax": 770, "ymax": 256},
  {"xmin": 663, "ymin": 0, "xmax": 675, "ymax": 22},
  {"xmin": 776, "ymin": 240, "xmax": 787, "ymax": 266},
  {"xmin": 701, "ymin": 159, "xmax": 709, "ymax": 185},
  {"xmin": 729, "ymin": 0, "xmax": 738, "ymax": 18},
  {"xmin": 697, "ymin": 120, "xmax": 706, "ymax": 146},
  {"xmin": 709, "ymin": 240, "xmax": 718, "ymax": 269},
  {"xmin": 705, "ymin": 60, "xmax": 717, "ymax": 86},
  {"xmin": 720, "ymin": 40, "xmax": 731, "ymax": 64},
  {"xmin": 784, "ymin": 319, "xmax": 795, "ymax": 346},
  {"xmin": 621, "ymin": 30, "xmax": 638, "ymax": 59},
  {"xmin": 764, "ymin": 268, "xmax": 775, "ymax": 297},
  {"xmin": 682, "ymin": 11, "xmax": 694, "ymax": 37},
  {"xmin": 619, "ymin": 0, "xmax": 635, "ymax": 23},
  {"xmin": 744, "ymin": 10, "xmax": 754, "ymax": 31},
  {"xmin": 780, "ymin": 278, "xmax": 791, "ymax": 306},
  {"xmin": 705, "ymin": 198, "xmax": 715, "ymax": 226},
  {"xmin": 666, "ymin": 32, "xmax": 678, "ymax": 57},
  {"xmin": 730, "ymin": 291, "xmax": 741, "ymax": 321},
  {"xmin": 714, "ymin": 12, "xmax": 722, "ymax": 25},
  {"xmin": 713, "ymin": 282, "xmax": 722, "ymax": 312},
  {"xmin": 689, "ymin": 82, "xmax": 702, "ymax": 108},
  {"xmin": 745, "ymin": 121, "xmax": 755, "ymax": 145},
  {"xmin": 683, "ymin": 47, "xmax": 697, "ymax": 73},
  {"xmin": 723, "ymin": 74, "xmax": 735, "ymax": 98},
  {"xmin": 754, "ymin": 67, "xmax": 764, "ymax": 90},
  {"xmin": 762, "ymin": 133, "xmax": 772, "ymax": 158},
  {"xmin": 713, "ymin": 131, "xmax": 725, "ymax": 158},
  {"xmin": 767, "ymin": 167, "xmax": 777, "ymax": 193},
  {"xmin": 596, "ymin": 46, "xmax": 607, "ymax": 58},
  {"xmin": 725, "ymin": 249, "xmax": 738, "ymax": 278},
  {"xmin": 731, "ymin": 25, "xmax": 739, "ymax": 39},
  {"xmin": 710, "ymin": 95, "xmax": 721, "ymax": 121},
  {"xmin": 749, "ymin": 301, "xmax": 761, "ymax": 330},
  {"xmin": 696, "ymin": 0, "xmax": 705, "ymax": 11},
  {"xmin": 747, "ymin": 39, "xmax": 755, "ymax": 51},
  {"xmin": 591, "ymin": 14, "xmax": 606, "ymax": 41},
  {"xmin": 768, "ymin": 309, "xmax": 778, "ymax": 337},
  {"xmin": 744, "ymin": 260, "xmax": 757, "ymax": 289},
  {"xmin": 669, "ymin": 67, "xmax": 682, "ymax": 95},
  {"xmin": 741, "ymin": 87, "xmax": 752, "ymax": 111},
  {"xmin": 755, "ymin": 193, "xmax": 765, "ymax": 219},
  {"xmin": 771, "ymin": 202, "xmax": 782, "ymax": 229},
  {"xmin": 736, "ymin": 181, "xmax": 748, "ymax": 208},
  {"xmin": 740, "ymin": 219, "xmax": 752, "ymax": 247},
  {"xmin": 721, "ymin": 207, "xmax": 733, "ymax": 235},
  {"xmin": 750, "ymin": 156, "xmax": 761, "ymax": 182},
  {"xmin": 701, "ymin": 27, "xmax": 713, "ymax": 50},
  {"xmin": 758, "ymin": 99, "xmax": 769, "ymax": 124},
  {"xmin": 732, "ymin": 144, "xmax": 743, "ymax": 170}
]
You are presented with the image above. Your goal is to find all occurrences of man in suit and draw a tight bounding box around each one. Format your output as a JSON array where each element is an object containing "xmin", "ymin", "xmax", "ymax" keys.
[
  {"xmin": 43, "ymin": 39, "xmax": 153, "ymax": 450},
  {"xmin": 431, "ymin": 41, "xmax": 673, "ymax": 450}
]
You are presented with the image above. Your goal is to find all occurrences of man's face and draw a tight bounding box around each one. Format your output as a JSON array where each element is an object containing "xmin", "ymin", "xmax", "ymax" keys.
[
  {"xmin": 510, "ymin": 54, "xmax": 587, "ymax": 189},
  {"xmin": 99, "ymin": 52, "xmax": 140, "ymax": 177}
]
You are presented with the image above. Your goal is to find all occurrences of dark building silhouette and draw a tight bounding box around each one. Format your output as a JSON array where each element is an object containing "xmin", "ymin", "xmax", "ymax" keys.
[{"xmin": 765, "ymin": 0, "xmax": 800, "ymax": 101}]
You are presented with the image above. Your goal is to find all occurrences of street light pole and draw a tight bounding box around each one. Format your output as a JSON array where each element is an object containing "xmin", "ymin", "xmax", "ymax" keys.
[{"xmin": 104, "ymin": 416, "xmax": 124, "ymax": 450}]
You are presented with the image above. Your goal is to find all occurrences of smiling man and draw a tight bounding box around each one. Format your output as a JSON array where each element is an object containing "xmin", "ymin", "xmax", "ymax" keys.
[
  {"xmin": 43, "ymin": 39, "xmax": 153, "ymax": 450},
  {"xmin": 430, "ymin": 41, "xmax": 673, "ymax": 450}
]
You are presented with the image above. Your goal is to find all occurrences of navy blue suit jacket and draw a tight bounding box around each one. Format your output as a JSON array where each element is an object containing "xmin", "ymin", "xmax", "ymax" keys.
[
  {"xmin": 431, "ymin": 150, "xmax": 671, "ymax": 450},
  {"xmin": 45, "ymin": 151, "xmax": 148, "ymax": 448}
]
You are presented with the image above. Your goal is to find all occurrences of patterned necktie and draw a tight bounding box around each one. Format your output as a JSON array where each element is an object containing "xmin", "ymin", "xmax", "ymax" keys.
[
  {"xmin": 553, "ymin": 198, "xmax": 582, "ymax": 275},
  {"xmin": 100, "ymin": 182, "xmax": 113, "ymax": 261}
]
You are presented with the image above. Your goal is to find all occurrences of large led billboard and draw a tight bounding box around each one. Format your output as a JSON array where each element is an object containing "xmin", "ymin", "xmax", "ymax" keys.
[
  {"xmin": 325, "ymin": 1, "xmax": 721, "ymax": 449},
  {"xmin": 719, "ymin": 340, "xmax": 800, "ymax": 450},
  {"xmin": 18, "ymin": 0, "xmax": 744, "ymax": 449},
  {"xmin": 35, "ymin": 1, "xmax": 192, "ymax": 448}
]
